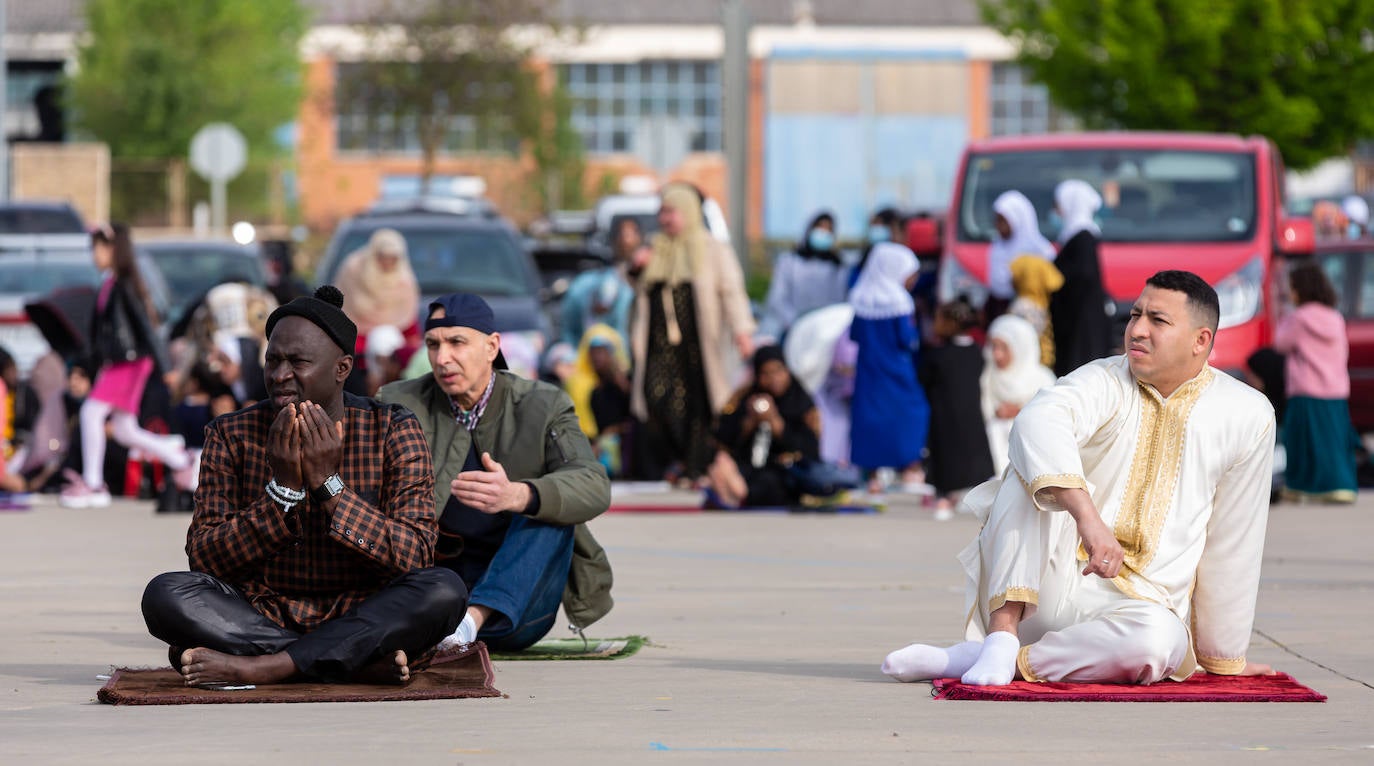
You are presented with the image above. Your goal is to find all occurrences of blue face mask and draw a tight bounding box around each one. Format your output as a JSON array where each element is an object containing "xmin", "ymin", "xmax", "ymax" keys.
[
  {"xmin": 807, "ymin": 228, "xmax": 835, "ymax": 252},
  {"xmin": 867, "ymin": 224, "xmax": 890, "ymax": 244}
]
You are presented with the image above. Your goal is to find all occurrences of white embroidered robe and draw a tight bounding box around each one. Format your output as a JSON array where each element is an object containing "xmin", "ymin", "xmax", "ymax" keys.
[{"xmin": 958, "ymin": 356, "xmax": 1274, "ymax": 680}]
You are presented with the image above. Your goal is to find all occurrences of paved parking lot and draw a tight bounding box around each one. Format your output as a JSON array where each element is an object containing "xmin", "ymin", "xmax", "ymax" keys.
[{"xmin": 2, "ymin": 488, "xmax": 1371, "ymax": 764}]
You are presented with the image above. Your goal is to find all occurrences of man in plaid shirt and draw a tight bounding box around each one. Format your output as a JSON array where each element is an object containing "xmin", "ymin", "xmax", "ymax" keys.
[{"xmin": 141, "ymin": 286, "xmax": 466, "ymax": 686}]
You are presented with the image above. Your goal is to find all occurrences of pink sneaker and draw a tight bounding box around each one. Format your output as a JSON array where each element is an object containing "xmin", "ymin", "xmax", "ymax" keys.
[{"xmin": 59, "ymin": 470, "xmax": 111, "ymax": 509}]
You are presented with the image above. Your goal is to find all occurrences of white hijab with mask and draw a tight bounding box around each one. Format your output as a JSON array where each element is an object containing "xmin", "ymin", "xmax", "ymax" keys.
[
  {"xmin": 1055, "ymin": 179, "xmax": 1103, "ymax": 244},
  {"xmin": 987, "ymin": 190, "xmax": 1055, "ymax": 300},
  {"xmin": 848, "ymin": 242, "xmax": 917, "ymax": 320}
]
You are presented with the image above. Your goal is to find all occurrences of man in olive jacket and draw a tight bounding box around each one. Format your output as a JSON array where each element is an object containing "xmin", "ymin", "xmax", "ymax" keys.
[{"xmin": 378, "ymin": 293, "xmax": 612, "ymax": 651}]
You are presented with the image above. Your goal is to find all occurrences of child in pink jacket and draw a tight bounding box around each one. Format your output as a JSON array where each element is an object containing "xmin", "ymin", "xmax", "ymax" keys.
[{"xmin": 1273, "ymin": 262, "xmax": 1357, "ymax": 502}]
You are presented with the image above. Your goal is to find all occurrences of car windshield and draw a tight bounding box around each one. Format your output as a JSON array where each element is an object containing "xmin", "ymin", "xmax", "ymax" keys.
[
  {"xmin": 145, "ymin": 246, "xmax": 262, "ymax": 314},
  {"xmin": 0, "ymin": 260, "xmax": 99, "ymax": 294},
  {"xmin": 959, "ymin": 149, "xmax": 1258, "ymax": 243},
  {"xmin": 334, "ymin": 228, "xmax": 531, "ymax": 296},
  {"xmin": 0, "ymin": 207, "xmax": 85, "ymax": 234}
]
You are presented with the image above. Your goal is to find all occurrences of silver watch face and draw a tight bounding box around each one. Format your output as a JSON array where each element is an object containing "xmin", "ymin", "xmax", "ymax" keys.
[{"xmin": 323, "ymin": 474, "xmax": 345, "ymax": 495}]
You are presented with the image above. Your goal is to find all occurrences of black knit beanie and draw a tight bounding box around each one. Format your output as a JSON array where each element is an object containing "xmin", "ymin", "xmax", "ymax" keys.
[{"xmin": 265, "ymin": 285, "xmax": 358, "ymax": 355}]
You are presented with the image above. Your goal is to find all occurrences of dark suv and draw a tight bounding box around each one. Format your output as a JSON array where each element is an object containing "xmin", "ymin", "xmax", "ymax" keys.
[{"xmin": 315, "ymin": 205, "xmax": 552, "ymax": 352}]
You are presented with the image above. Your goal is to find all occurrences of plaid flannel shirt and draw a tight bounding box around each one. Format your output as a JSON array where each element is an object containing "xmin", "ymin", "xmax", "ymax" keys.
[{"xmin": 187, "ymin": 393, "xmax": 436, "ymax": 631}]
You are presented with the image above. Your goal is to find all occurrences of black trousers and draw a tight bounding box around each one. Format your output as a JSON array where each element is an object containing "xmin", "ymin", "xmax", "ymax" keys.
[{"xmin": 141, "ymin": 568, "xmax": 467, "ymax": 683}]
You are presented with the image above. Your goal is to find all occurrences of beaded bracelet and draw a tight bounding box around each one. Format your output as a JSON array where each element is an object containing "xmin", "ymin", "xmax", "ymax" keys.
[{"xmin": 266, "ymin": 479, "xmax": 306, "ymax": 513}]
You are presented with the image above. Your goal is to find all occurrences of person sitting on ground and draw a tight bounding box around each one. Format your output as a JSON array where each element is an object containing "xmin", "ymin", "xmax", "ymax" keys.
[
  {"xmin": 883, "ymin": 271, "xmax": 1276, "ymax": 686},
  {"xmin": 141, "ymin": 286, "xmax": 466, "ymax": 687},
  {"xmin": 378, "ymin": 293, "xmax": 613, "ymax": 652},
  {"xmin": 586, "ymin": 332, "xmax": 634, "ymax": 478},
  {"xmin": 704, "ymin": 345, "xmax": 821, "ymax": 509}
]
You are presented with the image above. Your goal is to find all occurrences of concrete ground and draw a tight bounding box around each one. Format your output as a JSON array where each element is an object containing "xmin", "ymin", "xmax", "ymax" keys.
[{"xmin": 1, "ymin": 486, "xmax": 1371, "ymax": 765}]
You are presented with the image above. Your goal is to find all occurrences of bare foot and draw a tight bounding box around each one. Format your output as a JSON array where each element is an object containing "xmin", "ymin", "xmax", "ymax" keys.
[
  {"xmin": 354, "ymin": 650, "xmax": 411, "ymax": 685},
  {"xmin": 179, "ymin": 647, "xmax": 297, "ymax": 687}
]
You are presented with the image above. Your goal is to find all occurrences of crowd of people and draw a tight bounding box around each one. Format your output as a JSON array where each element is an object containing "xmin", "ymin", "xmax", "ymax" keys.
[
  {"xmin": 0, "ymin": 178, "xmax": 1361, "ymax": 693},
  {"xmin": 0, "ymin": 179, "xmax": 1363, "ymax": 517}
]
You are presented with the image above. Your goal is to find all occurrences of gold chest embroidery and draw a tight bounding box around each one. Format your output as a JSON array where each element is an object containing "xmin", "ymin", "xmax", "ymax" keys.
[{"xmin": 1112, "ymin": 368, "xmax": 1213, "ymax": 575}]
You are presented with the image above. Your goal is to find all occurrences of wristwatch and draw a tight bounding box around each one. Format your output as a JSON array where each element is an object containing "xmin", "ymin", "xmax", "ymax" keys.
[{"xmin": 311, "ymin": 473, "xmax": 346, "ymax": 503}]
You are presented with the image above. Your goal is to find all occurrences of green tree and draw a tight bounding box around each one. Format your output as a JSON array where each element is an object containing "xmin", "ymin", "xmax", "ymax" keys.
[
  {"xmin": 982, "ymin": 0, "xmax": 1374, "ymax": 168},
  {"xmin": 70, "ymin": 0, "xmax": 307, "ymax": 158},
  {"xmin": 338, "ymin": 0, "xmax": 583, "ymax": 207}
]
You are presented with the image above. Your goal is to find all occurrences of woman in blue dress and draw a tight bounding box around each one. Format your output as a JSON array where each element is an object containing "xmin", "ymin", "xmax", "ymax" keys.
[{"xmin": 847, "ymin": 241, "xmax": 929, "ymax": 492}]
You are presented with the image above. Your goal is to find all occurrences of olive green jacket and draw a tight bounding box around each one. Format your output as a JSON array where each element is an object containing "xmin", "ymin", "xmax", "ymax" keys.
[{"xmin": 378, "ymin": 371, "xmax": 614, "ymax": 629}]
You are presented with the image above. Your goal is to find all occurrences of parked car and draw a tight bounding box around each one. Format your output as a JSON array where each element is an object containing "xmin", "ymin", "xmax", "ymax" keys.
[
  {"xmin": 0, "ymin": 201, "xmax": 86, "ymax": 235},
  {"xmin": 1310, "ymin": 241, "xmax": 1374, "ymax": 435},
  {"xmin": 315, "ymin": 205, "xmax": 552, "ymax": 356},
  {"xmin": 136, "ymin": 239, "xmax": 267, "ymax": 334},
  {"xmin": 585, "ymin": 190, "xmax": 731, "ymax": 259}
]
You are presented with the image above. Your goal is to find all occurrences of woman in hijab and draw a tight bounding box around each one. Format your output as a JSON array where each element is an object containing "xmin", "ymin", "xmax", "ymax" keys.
[
  {"xmin": 333, "ymin": 227, "xmax": 421, "ymax": 361},
  {"xmin": 1009, "ymin": 254, "xmax": 1063, "ymax": 368},
  {"xmin": 631, "ymin": 181, "xmax": 756, "ymax": 485},
  {"xmin": 761, "ymin": 210, "xmax": 848, "ymax": 341},
  {"xmin": 1275, "ymin": 263, "xmax": 1358, "ymax": 503},
  {"xmin": 705, "ymin": 345, "xmax": 820, "ymax": 508},
  {"xmin": 848, "ymin": 242, "xmax": 929, "ymax": 492},
  {"xmin": 980, "ymin": 313, "xmax": 1056, "ymax": 475},
  {"xmin": 1048, "ymin": 179, "xmax": 1114, "ymax": 376},
  {"xmin": 986, "ymin": 190, "xmax": 1055, "ymax": 323}
]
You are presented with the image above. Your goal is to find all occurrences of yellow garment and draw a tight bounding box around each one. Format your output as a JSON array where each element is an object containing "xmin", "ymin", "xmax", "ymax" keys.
[
  {"xmin": 643, "ymin": 182, "xmax": 708, "ymax": 288},
  {"xmin": 568, "ymin": 323, "xmax": 630, "ymax": 438},
  {"xmin": 1010, "ymin": 255, "xmax": 1063, "ymax": 367}
]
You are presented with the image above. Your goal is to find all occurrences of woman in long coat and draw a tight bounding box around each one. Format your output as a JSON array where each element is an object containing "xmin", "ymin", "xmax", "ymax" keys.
[{"xmin": 630, "ymin": 182, "xmax": 755, "ymax": 483}]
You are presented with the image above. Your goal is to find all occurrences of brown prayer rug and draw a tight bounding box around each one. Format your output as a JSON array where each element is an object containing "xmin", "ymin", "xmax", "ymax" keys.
[{"xmin": 97, "ymin": 642, "xmax": 502, "ymax": 705}]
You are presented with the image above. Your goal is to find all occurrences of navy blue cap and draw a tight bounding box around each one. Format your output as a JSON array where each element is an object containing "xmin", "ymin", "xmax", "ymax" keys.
[{"xmin": 425, "ymin": 292, "xmax": 507, "ymax": 370}]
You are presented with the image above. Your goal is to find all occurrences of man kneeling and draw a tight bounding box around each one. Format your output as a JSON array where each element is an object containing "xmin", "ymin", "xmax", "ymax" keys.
[
  {"xmin": 884, "ymin": 271, "xmax": 1276, "ymax": 685},
  {"xmin": 142, "ymin": 287, "xmax": 465, "ymax": 686}
]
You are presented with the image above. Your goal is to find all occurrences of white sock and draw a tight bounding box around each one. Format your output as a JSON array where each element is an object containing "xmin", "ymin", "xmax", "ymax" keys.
[
  {"xmin": 437, "ymin": 612, "xmax": 477, "ymax": 652},
  {"xmin": 881, "ymin": 640, "xmax": 982, "ymax": 682},
  {"xmin": 960, "ymin": 631, "xmax": 1020, "ymax": 686}
]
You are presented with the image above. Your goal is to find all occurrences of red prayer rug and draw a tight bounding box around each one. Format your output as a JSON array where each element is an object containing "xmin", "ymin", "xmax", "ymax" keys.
[{"xmin": 931, "ymin": 672, "xmax": 1325, "ymax": 702}]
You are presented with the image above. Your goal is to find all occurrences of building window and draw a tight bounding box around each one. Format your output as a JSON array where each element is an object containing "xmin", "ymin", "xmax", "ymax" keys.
[
  {"xmin": 990, "ymin": 63, "xmax": 1074, "ymax": 136},
  {"xmin": 561, "ymin": 60, "xmax": 722, "ymax": 156},
  {"xmin": 333, "ymin": 62, "xmax": 518, "ymax": 155}
]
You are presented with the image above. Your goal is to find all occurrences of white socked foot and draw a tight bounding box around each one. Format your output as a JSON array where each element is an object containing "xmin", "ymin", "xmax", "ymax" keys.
[
  {"xmin": 881, "ymin": 640, "xmax": 983, "ymax": 682},
  {"xmin": 960, "ymin": 631, "xmax": 1020, "ymax": 685},
  {"xmin": 436, "ymin": 612, "xmax": 477, "ymax": 653}
]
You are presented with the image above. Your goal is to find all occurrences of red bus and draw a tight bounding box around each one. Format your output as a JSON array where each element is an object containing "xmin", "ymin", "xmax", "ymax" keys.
[{"xmin": 931, "ymin": 132, "xmax": 1314, "ymax": 372}]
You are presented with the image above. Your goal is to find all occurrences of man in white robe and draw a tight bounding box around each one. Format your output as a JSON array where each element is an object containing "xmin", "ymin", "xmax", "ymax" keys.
[{"xmin": 883, "ymin": 270, "xmax": 1275, "ymax": 685}]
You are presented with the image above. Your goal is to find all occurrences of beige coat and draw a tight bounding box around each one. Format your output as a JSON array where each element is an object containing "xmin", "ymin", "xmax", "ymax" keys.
[{"xmin": 630, "ymin": 237, "xmax": 756, "ymax": 420}]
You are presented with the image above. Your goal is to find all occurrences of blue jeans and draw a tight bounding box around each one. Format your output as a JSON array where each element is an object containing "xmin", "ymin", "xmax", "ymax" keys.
[{"xmin": 469, "ymin": 515, "xmax": 576, "ymax": 651}]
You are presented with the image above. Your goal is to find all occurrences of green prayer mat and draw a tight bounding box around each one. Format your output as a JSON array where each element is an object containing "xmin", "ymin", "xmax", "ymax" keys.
[{"xmin": 488, "ymin": 635, "xmax": 649, "ymax": 661}]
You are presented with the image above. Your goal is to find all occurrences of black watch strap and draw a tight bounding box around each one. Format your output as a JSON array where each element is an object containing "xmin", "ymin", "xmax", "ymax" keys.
[{"xmin": 311, "ymin": 474, "xmax": 345, "ymax": 503}]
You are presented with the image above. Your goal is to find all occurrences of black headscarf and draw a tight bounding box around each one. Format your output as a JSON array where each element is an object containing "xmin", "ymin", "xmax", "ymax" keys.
[
  {"xmin": 1246, "ymin": 348, "xmax": 1286, "ymax": 424},
  {"xmin": 795, "ymin": 211, "xmax": 840, "ymax": 264},
  {"xmin": 714, "ymin": 345, "xmax": 819, "ymax": 461}
]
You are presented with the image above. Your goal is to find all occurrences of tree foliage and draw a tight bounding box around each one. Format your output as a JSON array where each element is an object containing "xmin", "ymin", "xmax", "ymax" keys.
[
  {"xmin": 338, "ymin": 0, "xmax": 585, "ymax": 208},
  {"xmin": 70, "ymin": 0, "xmax": 307, "ymax": 158},
  {"xmin": 982, "ymin": 0, "xmax": 1374, "ymax": 168}
]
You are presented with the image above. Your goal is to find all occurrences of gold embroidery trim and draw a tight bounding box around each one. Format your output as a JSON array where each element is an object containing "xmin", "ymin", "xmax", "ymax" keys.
[
  {"xmin": 1027, "ymin": 473, "xmax": 1088, "ymax": 510},
  {"xmin": 1017, "ymin": 645, "xmax": 1042, "ymax": 683},
  {"xmin": 989, "ymin": 586, "xmax": 1038, "ymax": 613},
  {"xmin": 1111, "ymin": 368, "xmax": 1213, "ymax": 576},
  {"xmin": 1196, "ymin": 655, "xmax": 1247, "ymax": 675}
]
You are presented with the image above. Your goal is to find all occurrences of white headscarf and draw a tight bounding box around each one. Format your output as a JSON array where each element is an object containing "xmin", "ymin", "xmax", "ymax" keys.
[
  {"xmin": 1055, "ymin": 179, "xmax": 1102, "ymax": 243},
  {"xmin": 987, "ymin": 190, "xmax": 1055, "ymax": 300},
  {"xmin": 848, "ymin": 242, "xmax": 917, "ymax": 320},
  {"xmin": 1341, "ymin": 195, "xmax": 1369, "ymax": 228},
  {"xmin": 981, "ymin": 313, "xmax": 1056, "ymax": 407}
]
